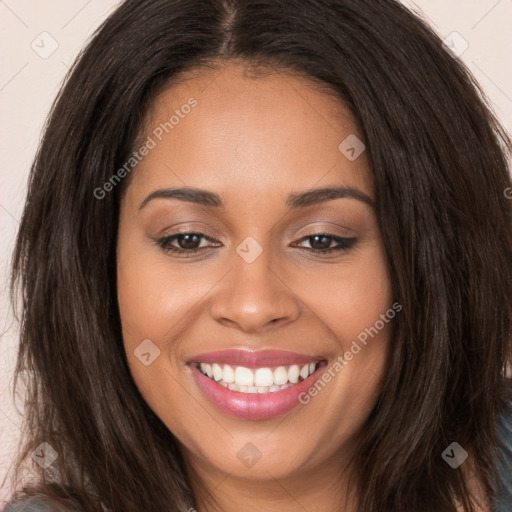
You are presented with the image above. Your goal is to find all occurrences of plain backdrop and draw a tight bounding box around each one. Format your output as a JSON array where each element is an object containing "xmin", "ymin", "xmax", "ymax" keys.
[{"xmin": 1, "ymin": 0, "xmax": 511, "ymax": 504}]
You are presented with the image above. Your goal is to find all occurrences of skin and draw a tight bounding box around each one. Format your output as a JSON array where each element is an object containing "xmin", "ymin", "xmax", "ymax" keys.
[{"xmin": 117, "ymin": 62, "xmax": 394, "ymax": 512}]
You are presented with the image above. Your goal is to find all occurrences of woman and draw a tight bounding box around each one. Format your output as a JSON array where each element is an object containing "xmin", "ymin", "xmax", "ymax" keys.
[{"xmin": 4, "ymin": 0, "xmax": 512, "ymax": 511}]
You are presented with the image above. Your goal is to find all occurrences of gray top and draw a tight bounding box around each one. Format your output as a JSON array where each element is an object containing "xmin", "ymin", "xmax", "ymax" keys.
[
  {"xmin": 494, "ymin": 404, "xmax": 512, "ymax": 512},
  {"xmin": 4, "ymin": 408, "xmax": 512, "ymax": 511},
  {"xmin": 3, "ymin": 497, "xmax": 61, "ymax": 512}
]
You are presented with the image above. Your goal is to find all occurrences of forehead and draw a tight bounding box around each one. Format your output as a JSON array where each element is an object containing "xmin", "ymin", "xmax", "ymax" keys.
[{"xmin": 126, "ymin": 63, "xmax": 372, "ymax": 206}]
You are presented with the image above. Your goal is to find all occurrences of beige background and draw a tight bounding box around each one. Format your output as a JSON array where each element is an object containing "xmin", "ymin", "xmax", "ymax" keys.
[{"xmin": 1, "ymin": 0, "xmax": 511, "ymax": 504}]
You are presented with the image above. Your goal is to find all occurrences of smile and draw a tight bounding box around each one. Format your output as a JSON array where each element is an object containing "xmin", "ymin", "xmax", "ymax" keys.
[
  {"xmin": 188, "ymin": 350, "xmax": 326, "ymax": 420},
  {"xmin": 196, "ymin": 362, "xmax": 319, "ymax": 393}
]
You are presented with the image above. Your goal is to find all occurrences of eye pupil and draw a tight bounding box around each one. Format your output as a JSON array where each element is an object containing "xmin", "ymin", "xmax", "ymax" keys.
[
  {"xmin": 310, "ymin": 235, "xmax": 331, "ymax": 250},
  {"xmin": 178, "ymin": 233, "xmax": 201, "ymax": 249}
]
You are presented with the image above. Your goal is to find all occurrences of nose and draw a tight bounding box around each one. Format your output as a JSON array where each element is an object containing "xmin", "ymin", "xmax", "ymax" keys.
[{"xmin": 209, "ymin": 251, "xmax": 301, "ymax": 334}]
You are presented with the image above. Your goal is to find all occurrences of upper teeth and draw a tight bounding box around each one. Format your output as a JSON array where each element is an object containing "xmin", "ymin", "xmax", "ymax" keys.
[{"xmin": 199, "ymin": 362, "xmax": 317, "ymax": 387}]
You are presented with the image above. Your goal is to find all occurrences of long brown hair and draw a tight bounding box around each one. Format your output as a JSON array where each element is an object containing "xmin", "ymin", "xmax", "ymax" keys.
[{"xmin": 6, "ymin": 0, "xmax": 512, "ymax": 510}]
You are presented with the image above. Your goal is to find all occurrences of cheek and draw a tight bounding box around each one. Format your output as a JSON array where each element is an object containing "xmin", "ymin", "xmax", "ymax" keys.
[
  {"xmin": 290, "ymin": 242, "xmax": 393, "ymax": 420},
  {"xmin": 117, "ymin": 249, "xmax": 208, "ymax": 346},
  {"xmin": 116, "ymin": 250, "xmax": 204, "ymax": 435},
  {"xmin": 294, "ymin": 243, "xmax": 393, "ymax": 350},
  {"xmin": 118, "ymin": 246, "xmax": 391, "ymax": 343}
]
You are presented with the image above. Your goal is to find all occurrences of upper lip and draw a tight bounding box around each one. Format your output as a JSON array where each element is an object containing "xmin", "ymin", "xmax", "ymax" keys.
[{"xmin": 187, "ymin": 349, "xmax": 324, "ymax": 368}]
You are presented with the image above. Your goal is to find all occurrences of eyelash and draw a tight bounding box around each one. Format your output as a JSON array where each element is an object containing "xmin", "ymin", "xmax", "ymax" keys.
[{"xmin": 156, "ymin": 231, "xmax": 357, "ymax": 256}]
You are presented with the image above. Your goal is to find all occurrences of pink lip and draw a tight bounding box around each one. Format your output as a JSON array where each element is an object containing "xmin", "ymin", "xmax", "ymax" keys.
[
  {"xmin": 188, "ymin": 350, "xmax": 326, "ymax": 420},
  {"xmin": 188, "ymin": 349, "xmax": 323, "ymax": 368}
]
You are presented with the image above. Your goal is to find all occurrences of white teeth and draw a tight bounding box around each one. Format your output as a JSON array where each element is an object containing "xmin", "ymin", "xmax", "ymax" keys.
[
  {"xmin": 198, "ymin": 361, "xmax": 319, "ymax": 393},
  {"xmin": 223, "ymin": 365, "xmax": 235, "ymax": 383},
  {"xmin": 235, "ymin": 366, "xmax": 254, "ymax": 386},
  {"xmin": 254, "ymin": 368, "xmax": 274, "ymax": 387},
  {"xmin": 200, "ymin": 363, "xmax": 213, "ymax": 378},
  {"xmin": 288, "ymin": 365, "xmax": 300, "ymax": 384},
  {"xmin": 273, "ymin": 366, "xmax": 288, "ymax": 385},
  {"xmin": 212, "ymin": 363, "xmax": 223, "ymax": 381}
]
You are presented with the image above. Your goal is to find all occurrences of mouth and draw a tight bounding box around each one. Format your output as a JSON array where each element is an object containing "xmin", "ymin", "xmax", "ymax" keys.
[
  {"xmin": 188, "ymin": 350, "xmax": 327, "ymax": 420},
  {"xmin": 195, "ymin": 361, "xmax": 319, "ymax": 393}
]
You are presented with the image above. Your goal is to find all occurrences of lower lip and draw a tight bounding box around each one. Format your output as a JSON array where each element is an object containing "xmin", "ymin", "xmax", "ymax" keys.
[{"xmin": 190, "ymin": 363, "xmax": 326, "ymax": 420}]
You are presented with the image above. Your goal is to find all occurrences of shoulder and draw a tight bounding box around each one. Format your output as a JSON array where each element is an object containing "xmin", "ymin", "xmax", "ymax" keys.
[
  {"xmin": 3, "ymin": 496, "xmax": 70, "ymax": 512},
  {"xmin": 493, "ymin": 402, "xmax": 512, "ymax": 512}
]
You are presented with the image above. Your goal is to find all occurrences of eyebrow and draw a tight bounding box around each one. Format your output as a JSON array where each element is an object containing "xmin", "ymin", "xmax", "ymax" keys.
[{"xmin": 138, "ymin": 186, "xmax": 376, "ymax": 210}]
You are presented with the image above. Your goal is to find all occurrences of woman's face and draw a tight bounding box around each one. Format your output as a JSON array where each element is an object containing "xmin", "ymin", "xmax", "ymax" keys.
[{"xmin": 117, "ymin": 63, "xmax": 393, "ymax": 484}]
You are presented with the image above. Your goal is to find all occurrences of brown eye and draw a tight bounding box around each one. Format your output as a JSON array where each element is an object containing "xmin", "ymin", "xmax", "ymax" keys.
[
  {"xmin": 294, "ymin": 234, "xmax": 357, "ymax": 253},
  {"xmin": 157, "ymin": 232, "xmax": 221, "ymax": 254}
]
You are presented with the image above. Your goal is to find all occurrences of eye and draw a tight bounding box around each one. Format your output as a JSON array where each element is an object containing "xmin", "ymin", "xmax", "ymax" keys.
[
  {"xmin": 157, "ymin": 232, "xmax": 221, "ymax": 255},
  {"xmin": 292, "ymin": 233, "xmax": 357, "ymax": 253}
]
